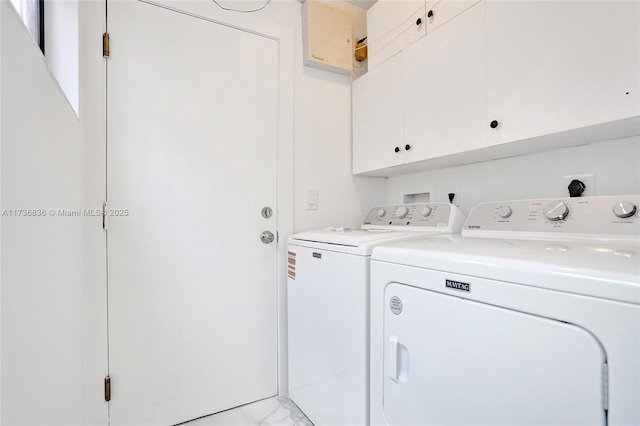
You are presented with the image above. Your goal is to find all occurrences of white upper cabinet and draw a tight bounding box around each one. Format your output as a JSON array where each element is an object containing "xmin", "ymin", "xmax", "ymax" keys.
[
  {"xmin": 367, "ymin": 0, "xmax": 426, "ymax": 70},
  {"xmin": 425, "ymin": 0, "xmax": 481, "ymax": 34},
  {"xmin": 485, "ymin": 0, "xmax": 640, "ymax": 146},
  {"xmin": 353, "ymin": 0, "xmax": 640, "ymax": 176},
  {"xmin": 367, "ymin": 0, "xmax": 482, "ymax": 71},
  {"xmin": 403, "ymin": 1, "xmax": 487, "ymax": 162},
  {"xmin": 353, "ymin": 52, "xmax": 405, "ymax": 175}
]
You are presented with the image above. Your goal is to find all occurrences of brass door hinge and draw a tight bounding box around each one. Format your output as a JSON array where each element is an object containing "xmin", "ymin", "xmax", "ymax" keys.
[
  {"xmin": 104, "ymin": 376, "xmax": 111, "ymax": 401},
  {"xmin": 103, "ymin": 33, "xmax": 110, "ymax": 57},
  {"xmin": 102, "ymin": 202, "xmax": 108, "ymax": 230}
]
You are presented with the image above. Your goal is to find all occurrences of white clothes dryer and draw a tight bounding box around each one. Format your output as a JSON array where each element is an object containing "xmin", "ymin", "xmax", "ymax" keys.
[
  {"xmin": 370, "ymin": 195, "xmax": 640, "ymax": 426},
  {"xmin": 287, "ymin": 203, "xmax": 466, "ymax": 426}
]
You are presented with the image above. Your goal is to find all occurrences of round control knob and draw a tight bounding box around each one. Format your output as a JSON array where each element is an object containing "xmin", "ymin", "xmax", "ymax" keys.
[
  {"xmin": 543, "ymin": 201, "xmax": 569, "ymax": 221},
  {"xmin": 612, "ymin": 202, "xmax": 637, "ymax": 218},
  {"xmin": 395, "ymin": 205, "xmax": 409, "ymax": 219},
  {"xmin": 497, "ymin": 205, "xmax": 513, "ymax": 219},
  {"xmin": 421, "ymin": 206, "xmax": 432, "ymax": 217},
  {"xmin": 377, "ymin": 208, "xmax": 387, "ymax": 218}
]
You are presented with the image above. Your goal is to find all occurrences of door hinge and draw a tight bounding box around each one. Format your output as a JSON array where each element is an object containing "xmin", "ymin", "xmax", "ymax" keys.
[
  {"xmin": 104, "ymin": 376, "xmax": 111, "ymax": 402},
  {"xmin": 103, "ymin": 32, "xmax": 110, "ymax": 58},
  {"xmin": 602, "ymin": 362, "xmax": 609, "ymax": 411},
  {"xmin": 102, "ymin": 202, "xmax": 108, "ymax": 230}
]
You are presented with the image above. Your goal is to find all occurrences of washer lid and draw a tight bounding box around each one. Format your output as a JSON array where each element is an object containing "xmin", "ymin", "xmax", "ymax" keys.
[
  {"xmin": 372, "ymin": 235, "xmax": 640, "ymax": 304},
  {"xmin": 290, "ymin": 228, "xmax": 405, "ymax": 247}
]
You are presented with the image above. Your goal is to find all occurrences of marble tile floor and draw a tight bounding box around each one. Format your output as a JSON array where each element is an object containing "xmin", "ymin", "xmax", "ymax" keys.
[{"xmin": 181, "ymin": 396, "xmax": 314, "ymax": 426}]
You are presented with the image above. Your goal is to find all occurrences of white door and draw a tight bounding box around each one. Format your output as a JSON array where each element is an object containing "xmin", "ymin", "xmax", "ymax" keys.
[
  {"xmin": 106, "ymin": 2, "xmax": 279, "ymax": 424},
  {"xmin": 383, "ymin": 283, "xmax": 606, "ymax": 425}
]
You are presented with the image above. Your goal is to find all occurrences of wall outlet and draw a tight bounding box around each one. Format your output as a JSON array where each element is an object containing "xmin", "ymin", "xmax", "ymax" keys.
[
  {"xmin": 563, "ymin": 173, "xmax": 596, "ymax": 197},
  {"xmin": 437, "ymin": 184, "xmax": 460, "ymax": 206}
]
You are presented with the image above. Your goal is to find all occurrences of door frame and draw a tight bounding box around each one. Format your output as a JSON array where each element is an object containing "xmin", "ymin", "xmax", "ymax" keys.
[{"xmin": 104, "ymin": 0, "xmax": 295, "ymax": 406}]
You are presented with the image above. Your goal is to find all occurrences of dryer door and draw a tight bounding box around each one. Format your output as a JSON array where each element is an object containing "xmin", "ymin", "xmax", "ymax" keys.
[{"xmin": 383, "ymin": 283, "xmax": 606, "ymax": 425}]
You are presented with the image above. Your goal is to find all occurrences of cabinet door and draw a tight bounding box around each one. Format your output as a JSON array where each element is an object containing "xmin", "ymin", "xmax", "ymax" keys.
[
  {"xmin": 367, "ymin": 0, "xmax": 426, "ymax": 71},
  {"xmin": 353, "ymin": 52, "xmax": 405, "ymax": 174},
  {"xmin": 368, "ymin": 6, "xmax": 426, "ymax": 71},
  {"xmin": 403, "ymin": 2, "xmax": 487, "ymax": 162},
  {"xmin": 425, "ymin": 0, "xmax": 481, "ymax": 34},
  {"xmin": 486, "ymin": 0, "xmax": 640, "ymax": 147}
]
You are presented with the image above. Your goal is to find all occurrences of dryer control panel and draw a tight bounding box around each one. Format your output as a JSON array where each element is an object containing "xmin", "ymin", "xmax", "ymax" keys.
[
  {"xmin": 362, "ymin": 203, "xmax": 464, "ymax": 231},
  {"xmin": 464, "ymin": 195, "xmax": 640, "ymax": 240}
]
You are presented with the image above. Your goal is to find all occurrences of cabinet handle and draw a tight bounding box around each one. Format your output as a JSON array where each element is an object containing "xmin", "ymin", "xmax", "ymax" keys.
[
  {"xmin": 490, "ymin": 120, "xmax": 499, "ymax": 129},
  {"xmin": 394, "ymin": 146, "xmax": 400, "ymax": 153},
  {"xmin": 416, "ymin": 17, "xmax": 422, "ymax": 26},
  {"xmin": 405, "ymin": 144, "xmax": 411, "ymax": 151},
  {"xmin": 427, "ymin": 10, "xmax": 434, "ymax": 18}
]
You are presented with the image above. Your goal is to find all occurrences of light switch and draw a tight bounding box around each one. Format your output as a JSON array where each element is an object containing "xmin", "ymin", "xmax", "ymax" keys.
[{"xmin": 306, "ymin": 190, "xmax": 318, "ymax": 210}]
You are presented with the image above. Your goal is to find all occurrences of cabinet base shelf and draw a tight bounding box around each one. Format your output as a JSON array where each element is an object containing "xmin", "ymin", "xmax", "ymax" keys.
[{"xmin": 354, "ymin": 116, "xmax": 640, "ymax": 178}]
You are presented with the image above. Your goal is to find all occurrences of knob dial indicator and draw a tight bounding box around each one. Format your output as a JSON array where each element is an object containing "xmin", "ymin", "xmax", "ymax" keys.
[
  {"xmin": 497, "ymin": 206, "xmax": 513, "ymax": 219},
  {"xmin": 377, "ymin": 208, "xmax": 387, "ymax": 218},
  {"xmin": 543, "ymin": 201, "xmax": 569, "ymax": 221},
  {"xmin": 613, "ymin": 202, "xmax": 637, "ymax": 218},
  {"xmin": 396, "ymin": 205, "xmax": 409, "ymax": 219},
  {"xmin": 421, "ymin": 206, "xmax": 432, "ymax": 217}
]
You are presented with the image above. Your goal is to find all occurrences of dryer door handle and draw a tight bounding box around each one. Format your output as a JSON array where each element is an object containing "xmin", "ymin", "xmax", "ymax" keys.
[
  {"xmin": 388, "ymin": 335, "xmax": 400, "ymax": 382},
  {"xmin": 387, "ymin": 335, "xmax": 409, "ymax": 383}
]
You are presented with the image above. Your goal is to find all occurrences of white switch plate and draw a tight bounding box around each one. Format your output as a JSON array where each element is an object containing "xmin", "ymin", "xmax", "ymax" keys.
[{"xmin": 306, "ymin": 190, "xmax": 318, "ymax": 210}]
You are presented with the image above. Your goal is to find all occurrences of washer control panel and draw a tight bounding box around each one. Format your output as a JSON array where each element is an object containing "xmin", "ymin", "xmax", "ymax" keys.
[
  {"xmin": 464, "ymin": 195, "xmax": 640, "ymax": 238},
  {"xmin": 362, "ymin": 203, "xmax": 460, "ymax": 230}
]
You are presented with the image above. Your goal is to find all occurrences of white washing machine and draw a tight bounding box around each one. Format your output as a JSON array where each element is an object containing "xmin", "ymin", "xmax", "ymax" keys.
[
  {"xmin": 287, "ymin": 202, "xmax": 466, "ymax": 426},
  {"xmin": 370, "ymin": 195, "xmax": 640, "ymax": 426}
]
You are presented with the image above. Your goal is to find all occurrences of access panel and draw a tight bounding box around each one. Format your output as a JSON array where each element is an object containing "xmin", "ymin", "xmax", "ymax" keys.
[{"xmin": 383, "ymin": 283, "xmax": 606, "ymax": 425}]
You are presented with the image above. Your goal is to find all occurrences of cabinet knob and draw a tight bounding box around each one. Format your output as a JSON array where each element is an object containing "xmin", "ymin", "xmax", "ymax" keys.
[
  {"xmin": 405, "ymin": 144, "xmax": 411, "ymax": 151},
  {"xmin": 394, "ymin": 146, "xmax": 400, "ymax": 153},
  {"xmin": 416, "ymin": 18, "xmax": 422, "ymax": 26},
  {"xmin": 490, "ymin": 120, "xmax": 499, "ymax": 129},
  {"xmin": 427, "ymin": 10, "xmax": 434, "ymax": 18}
]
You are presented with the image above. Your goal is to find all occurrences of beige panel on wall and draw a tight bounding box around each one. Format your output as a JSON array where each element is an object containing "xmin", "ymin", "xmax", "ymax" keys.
[{"xmin": 302, "ymin": 0, "xmax": 353, "ymax": 74}]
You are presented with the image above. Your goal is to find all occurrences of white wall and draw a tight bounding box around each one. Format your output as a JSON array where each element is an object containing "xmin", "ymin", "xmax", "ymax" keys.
[
  {"xmin": 45, "ymin": 0, "xmax": 79, "ymax": 114},
  {"xmin": 295, "ymin": 64, "xmax": 386, "ymax": 230},
  {"xmin": 262, "ymin": 0, "xmax": 386, "ymax": 231},
  {"xmin": 0, "ymin": 1, "xmax": 3, "ymax": 418},
  {"xmin": 387, "ymin": 136, "xmax": 640, "ymax": 216},
  {"xmin": 1, "ymin": 2, "xmax": 86, "ymax": 424}
]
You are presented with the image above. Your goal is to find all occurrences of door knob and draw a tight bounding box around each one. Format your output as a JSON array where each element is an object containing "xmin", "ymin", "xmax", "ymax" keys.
[{"xmin": 260, "ymin": 230, "xmax": 275, "ymax": 244}]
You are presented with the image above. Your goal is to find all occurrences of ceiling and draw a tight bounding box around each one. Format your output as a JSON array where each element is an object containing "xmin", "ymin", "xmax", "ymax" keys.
[{"xmin": 343, "ymin": 0, "xmax": 377, "ymax": 10}]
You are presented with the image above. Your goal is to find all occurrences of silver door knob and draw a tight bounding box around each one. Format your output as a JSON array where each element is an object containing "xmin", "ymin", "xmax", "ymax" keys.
[{"xmin": 260, "ymin": 231, "xmax": 275, "ymax": 244}]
